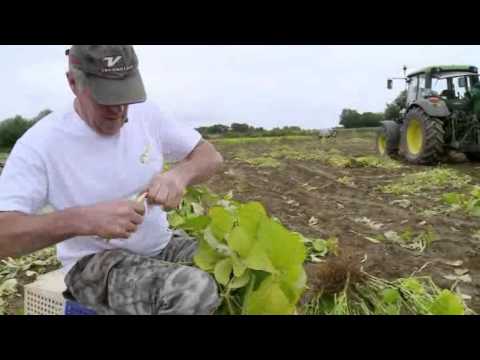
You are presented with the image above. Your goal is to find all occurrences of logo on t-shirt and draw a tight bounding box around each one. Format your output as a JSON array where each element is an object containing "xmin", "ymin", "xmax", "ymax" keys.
[{"xmin": 140, "ymin": 144, "xmax": 152, "ymax": 164}]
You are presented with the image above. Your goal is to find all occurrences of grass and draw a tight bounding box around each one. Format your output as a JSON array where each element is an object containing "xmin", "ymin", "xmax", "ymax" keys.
[{"xmin": 335, "ymin": 127, "xmax": 379, "ymax": 140}]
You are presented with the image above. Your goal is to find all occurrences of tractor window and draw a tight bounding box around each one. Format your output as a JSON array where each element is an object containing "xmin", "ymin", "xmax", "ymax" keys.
[
  {"xmin": 471, "ymin": 75, "xmax": 479, "ymax": 87},
  {"xmin": 431, "ymin": 77, "xmax": 450, "ymax": 98},
  {"xmin": 407, "ymin": 76, "xmax": 418, "ymax": 103},
  {"xmin": 418, "ymin": 74, "xmax": 428, "ymax": 98},
  {"xmin": 455, "ymin": 77, "xmax": 469, "ymax": 99}
]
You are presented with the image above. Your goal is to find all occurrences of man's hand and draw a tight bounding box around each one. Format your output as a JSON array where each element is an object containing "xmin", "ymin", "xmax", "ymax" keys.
[
  {"xmin": 80, "ymin": 200, "xmax": 145, "ymax": 239},
  {"xmin": 146, "ymin": 140, "xmax": 223, "ymax": 211},
  {"xmin": 146, "ymin": 172, "xmax": 186, "ymax": 210}
]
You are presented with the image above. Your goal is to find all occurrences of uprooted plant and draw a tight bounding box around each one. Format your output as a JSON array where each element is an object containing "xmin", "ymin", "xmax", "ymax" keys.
[{"xmin": 301, "ymin": 254, "xmax": 474, "ymax": 315}]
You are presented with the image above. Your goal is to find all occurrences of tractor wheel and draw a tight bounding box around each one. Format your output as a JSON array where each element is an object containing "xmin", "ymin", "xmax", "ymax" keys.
[
  {"xmin": 376, "ymin": 121, "xmax": 400, "ymax": 157},
  {"xmin": 465, "ymin": 152, "xmax": 480, "ymax": 162},
  {"xmin": 401, "ymin": 108, "xmax": 445, "ymax": 165}
]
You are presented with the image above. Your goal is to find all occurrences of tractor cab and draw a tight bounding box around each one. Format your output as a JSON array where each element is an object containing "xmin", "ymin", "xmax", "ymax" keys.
[{"xmin": 405, "ymin": 65, "xmax": 479, "ymax": 111}]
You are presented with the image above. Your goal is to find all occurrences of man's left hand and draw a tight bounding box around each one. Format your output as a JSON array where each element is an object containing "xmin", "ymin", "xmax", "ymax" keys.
[{"xmin": 146, "ymin": 171, "xmax": 186, "ymax": 210}]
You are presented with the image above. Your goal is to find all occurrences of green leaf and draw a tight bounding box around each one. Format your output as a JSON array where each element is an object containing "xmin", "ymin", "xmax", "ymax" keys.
[
  {"xmin": 468, "ymin": 200, "xmax": 480, "ymax": 216},
  {"xmin": 226, "ymin": 226, "xmax": 254, "ymax": 258},
  {"xmin": 193, "ymin": 240, "xmax": 225, "ymax": 271},
  {"xmin": 257, "ymin": 218, "xmax": 306, "ymax": 271},
  {"xmin": 241, "ymin": 273, "xmax": 257, "ymax": 314},
  {"xmin": 214, "ymin": 258, "xmax": 233, "ymax": 286},
  {"xmin": 471, "ymin": 186, "xmax": 480, "ymax": 199},
  {"xmin": 238, "ymin": 202, "xmax": 267, "ymax": 239},
  {"xmin": 0, "ymin": 278, "xmax": 18, "ymax": 295},
  {"xmin": 231, "ymin": 254, "xmax": 247, "ymax": 277},
  {"xmin": 382, "ymin": 303, "xmax": 401, "ymax": 315},
  {"xmin": 382, "ymin": 288, "xmax": 400, "ymax": 304},
  {"xmin": 244, "ymin": 243, "xmax": 276, "ymax": 273},
  {"xmin": 312, "ymin": 239, "xmax": 328, "ymax": 253},
  {"xmin": 204, "ymin": 227, "xmax": 233, "ymax": 257},
  {"xmin": 279, "ymin": 265, "xmax": 307, "ymax": 304},
  {"xmin": 209, "ymin": 207, "xmax": 235, "ymax": 242},
  {"xmin": 243, "ymin": 276, "xmax": 295, "ymax": 315},
  {"xmin": 312, "ymin": 239, "xmax": 328, "ymax": 255},
  {"xmin": 429, "ymin": 290, "xmax": 465, "ymax": 315},
  {"xmin": 224, "ymin": 191, "xmax": 234, "ymax": 200},
  {"xmin": 400, "ymin": 278, "xmax": 425, "ymax": 295},
  {"xmin": 32, "ymin": 260, "xmax": 51, "ymax": 266},
  {"xmin": 326, "ymin": 237, "xmax": 339, "ymax": 256},
  {"xmin": 178, "ymin": 215, "xmax": 211, "ymax": 232},
  {"xmin": 168, "ymin": 212, "xmax": 185, "ymax": 228},
  {"xmin": 229, "ymin": 271, "xmax": 251, "ymax": 290},
  {"xmin": 442, "ymin": 192, "xmax": 463, "ymax": 205}
]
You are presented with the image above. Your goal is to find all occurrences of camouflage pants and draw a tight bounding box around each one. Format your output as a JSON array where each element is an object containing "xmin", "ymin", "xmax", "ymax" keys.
[{"xmin": 64, "ymin": 231, "xmax": 221, "ymax": 315}]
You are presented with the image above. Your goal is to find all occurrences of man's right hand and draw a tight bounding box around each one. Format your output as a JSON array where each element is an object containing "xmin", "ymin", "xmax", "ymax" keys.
[{"xmin": 79, "ymin": 200, "xmax": 145, "ymax": 239}]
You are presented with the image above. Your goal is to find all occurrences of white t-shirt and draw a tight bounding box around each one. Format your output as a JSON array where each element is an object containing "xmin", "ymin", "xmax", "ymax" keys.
[{"xmin": 0, "ymin": 101, "xmax": 202, "ymax": 272}]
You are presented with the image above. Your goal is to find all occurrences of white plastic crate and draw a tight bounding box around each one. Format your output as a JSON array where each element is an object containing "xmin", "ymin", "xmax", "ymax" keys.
[{"xmin": 24, "ymin": 270, "xmax": 66, "ymax": 315}]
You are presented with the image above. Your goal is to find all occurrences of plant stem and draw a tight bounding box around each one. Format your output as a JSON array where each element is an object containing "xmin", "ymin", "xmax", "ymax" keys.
[{"xmin": 225, "ymin": 294, "xmax": 235, "ymax": 315}]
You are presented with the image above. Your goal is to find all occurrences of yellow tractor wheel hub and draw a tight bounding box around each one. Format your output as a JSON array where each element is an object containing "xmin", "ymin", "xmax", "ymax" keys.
[
  {"xmin": 407, "ymin": 119, "xmax": 423, "ymax": 155},
  {"xmin": 377, "ymin": 134, "xmax": 386, "ymax": 155}
]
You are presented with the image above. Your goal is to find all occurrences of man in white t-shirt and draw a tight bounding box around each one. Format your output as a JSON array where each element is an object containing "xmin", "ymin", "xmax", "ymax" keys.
[{"xmin": 0, "ymin": 45, "xmax": 224, "ymax": 315}]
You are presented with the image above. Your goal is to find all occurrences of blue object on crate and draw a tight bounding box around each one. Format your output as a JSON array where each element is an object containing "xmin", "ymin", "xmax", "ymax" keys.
[{"xmin": 64, "ymin": 300, "xmax": 97, "ymax": 315}]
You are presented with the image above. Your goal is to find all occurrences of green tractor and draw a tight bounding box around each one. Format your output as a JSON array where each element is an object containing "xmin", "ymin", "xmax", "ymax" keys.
[{"xmin": 377, "ymin": 65, "xmax": 480, "ymax": 164}]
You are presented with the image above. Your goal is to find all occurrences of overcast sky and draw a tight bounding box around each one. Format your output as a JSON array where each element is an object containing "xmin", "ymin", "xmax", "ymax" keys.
[{"xmin": 0, "ymin": 45, "xmax": 479, "ymax": 129}]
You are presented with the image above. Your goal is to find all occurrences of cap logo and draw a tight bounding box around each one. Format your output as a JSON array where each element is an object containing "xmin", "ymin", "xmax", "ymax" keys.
[{"xmin": 104, "ymin": 56, "xmax": 122, "ymax": 68}]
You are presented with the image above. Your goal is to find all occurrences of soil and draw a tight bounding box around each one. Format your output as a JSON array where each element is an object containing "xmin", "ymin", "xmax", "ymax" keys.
[{"xmin": 206, "ymin": 135, "xmax": 480, "ymax": 312}]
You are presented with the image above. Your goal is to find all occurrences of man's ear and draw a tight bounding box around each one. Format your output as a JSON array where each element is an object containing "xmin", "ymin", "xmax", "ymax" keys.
[{"xmin": 66, "ymin": 72, "xmax": 77, "ymax": 95}]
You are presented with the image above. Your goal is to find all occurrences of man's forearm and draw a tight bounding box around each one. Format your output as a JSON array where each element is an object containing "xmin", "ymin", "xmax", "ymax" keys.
[
  {"xmin": 0, "ymin": 208, "xmax": 86, "ymax": 259},
  {"xmin": 170, "ymin": 141, "xmax": 224, "ymax": 187}
]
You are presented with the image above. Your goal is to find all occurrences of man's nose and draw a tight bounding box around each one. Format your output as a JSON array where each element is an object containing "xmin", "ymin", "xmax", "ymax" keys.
[{"xmin": 106, "ymin": 105, "xmax": 126, "ymax": 114}]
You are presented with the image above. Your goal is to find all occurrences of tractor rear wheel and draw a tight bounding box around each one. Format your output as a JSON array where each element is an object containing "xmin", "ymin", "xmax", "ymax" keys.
[
  {"xmin": 401, "ymin": 108, "xmax": 445, "ymax": 165},
  {"xmin": 376, "ymin": 121, "xmax": 400, "ymax": 157}
]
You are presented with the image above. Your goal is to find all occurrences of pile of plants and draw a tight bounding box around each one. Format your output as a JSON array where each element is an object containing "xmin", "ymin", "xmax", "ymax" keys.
[
  {"xmin": 442, "ymin": 185, "xmax": 480, "ymax": 217},
  {"xmin": 302, "ymin": 255, "xmax": 474, "ymax": 315},
  {"xmin": 379, "ymin": 168, "xmax": 472, "ymax": 196},
  {"xmin": 168, "ymin": 187, "xmax": 307, "ymax": 315},
  {"xmin": 0, "ymin": 247, "xmax": 60, "ymax": 314}
]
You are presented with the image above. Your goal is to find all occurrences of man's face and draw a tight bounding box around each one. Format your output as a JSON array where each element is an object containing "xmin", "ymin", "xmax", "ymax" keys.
[
  {"xmin": 77, "ymin": 87, "xmax": 129, "ymax": 136},
  {"xmin": 68, "ymin": 72, "xmax": 129, "ymax": 136}
]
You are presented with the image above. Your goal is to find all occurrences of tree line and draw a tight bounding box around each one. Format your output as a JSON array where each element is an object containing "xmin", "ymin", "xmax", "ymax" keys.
[
  {"xmin": 339, "ymin": 90, "xmax": 407, "ymax": 129},
  {"xmin": 200, "ymin": 91, "xmax": 408, "ymax": 134},
  {"xmin": 0, "ymin": 110, "xmax": 52, "ymax": 150},
  {"xmin": 196, "ymin": 123, "xmax": 319, "ymax": 138}
]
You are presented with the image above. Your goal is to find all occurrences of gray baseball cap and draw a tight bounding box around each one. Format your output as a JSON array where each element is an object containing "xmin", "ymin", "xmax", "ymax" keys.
[{"xmin": 67, "ymin": 45, "xmax": 147, "ymax": 105}]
